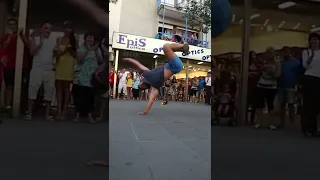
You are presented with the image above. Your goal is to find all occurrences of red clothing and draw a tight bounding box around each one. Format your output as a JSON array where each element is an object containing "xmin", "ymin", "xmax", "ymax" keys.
[
  {"xmin": 0, "ymin": 34, "xmax": 17, "ymax": 69},
  {"xmin": 109, "ymin": 71, "xmax": 118, "ymax": 84}
]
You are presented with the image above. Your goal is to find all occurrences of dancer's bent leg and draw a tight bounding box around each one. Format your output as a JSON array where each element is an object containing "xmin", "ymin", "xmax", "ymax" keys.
[
  {"xmin": 163, "ymin": 43, "xmax": 189, "ymax": 79},
  {"xmin": 163, "ymin": 43, "xmax": 189, "ymax": 61}
]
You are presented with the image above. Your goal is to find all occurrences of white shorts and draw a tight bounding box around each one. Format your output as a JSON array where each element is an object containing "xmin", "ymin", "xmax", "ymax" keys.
[
  {"xmin": 28, "ymin": 68, "xmax": 55, "ymax": 101},
  {"xmin": 118, "ymin": 83, "xmax": 127, "ymax": 95}
]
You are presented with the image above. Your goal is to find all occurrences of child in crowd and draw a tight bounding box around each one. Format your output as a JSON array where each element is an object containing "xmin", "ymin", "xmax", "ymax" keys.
[
  {"xmin": 177, "ymin": 83, "xmax": 184, "ymax": 101},
  {"xmin": 217, "ymin": 85, "xmax": 232, "ymax": 115}
]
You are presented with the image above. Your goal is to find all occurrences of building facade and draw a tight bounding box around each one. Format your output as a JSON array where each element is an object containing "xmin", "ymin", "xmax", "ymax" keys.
[
  {"xmin": 109, "ymin": 0, "xmax": 212, "ymax": 100},
  {"xmin": 109, "ymin": 0, "xmax": 211, "ymax": 47}
]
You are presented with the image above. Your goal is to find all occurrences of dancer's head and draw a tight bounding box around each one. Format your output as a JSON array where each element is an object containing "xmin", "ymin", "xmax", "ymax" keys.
[{"xmin": 139, "ymin": 76, "xmax": 151, "ymax": 90}]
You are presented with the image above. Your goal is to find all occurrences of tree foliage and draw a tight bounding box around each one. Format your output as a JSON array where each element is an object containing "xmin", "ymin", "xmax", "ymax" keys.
[{"xmin": 176, "ymin": 0, "xmax": 211, "ymax": 33}]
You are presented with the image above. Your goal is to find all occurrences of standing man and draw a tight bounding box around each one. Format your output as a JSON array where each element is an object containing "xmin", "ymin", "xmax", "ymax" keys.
[
  {"xmin": 205, "ymin": 72, "xmax": 212, "ymax": 105},
  {"xmin": 25, "ymin": 22, "xmax": 56, "ymax": 121},
  {"xmin": 109, "ymin": 67, "xmax": 116, "ymax": 98},
  {"xmin": 277, "ymin": 47, "xmax": 300, "ymax": 128},
  {"xmin": 117, "ymin": 69, "xmax": 128, "ymax": 99},
  {"xmin": 0, "ymin": 18, "xmax": 18, "ymax": 112}
]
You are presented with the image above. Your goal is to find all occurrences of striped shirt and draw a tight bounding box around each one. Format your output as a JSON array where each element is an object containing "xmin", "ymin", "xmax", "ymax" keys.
[{"xmin": 257, "ymin": 64, "xmax": 277, "ymax": 89}]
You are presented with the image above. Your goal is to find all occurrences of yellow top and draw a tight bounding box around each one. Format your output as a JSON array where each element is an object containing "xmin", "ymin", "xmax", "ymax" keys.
[
  {"xmin": 126, "ymin": 76, "xmax": 133, "ymax": 87},
  {"xmin": 55, "ymin": 44, "xmax": 76, "ymax": 81}
]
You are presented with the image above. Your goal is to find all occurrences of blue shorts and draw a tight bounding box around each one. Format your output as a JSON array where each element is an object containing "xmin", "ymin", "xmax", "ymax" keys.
[
  {"xmin": 165, "ymin": 56, "xmax": 183, "ymax": 74},
  {"xmin": 277, "ymin": 88, "xmax": 296, "ymax": 105}
]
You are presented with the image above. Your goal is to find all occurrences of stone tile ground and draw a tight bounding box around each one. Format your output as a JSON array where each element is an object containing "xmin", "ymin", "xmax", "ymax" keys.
[
  {"xmin": 109, "ymin": 100, "xmax": 211, "ymax": 180},
  {"xmin": 1, "ymin": 100, "xmax": 319, "ymax": 180}
]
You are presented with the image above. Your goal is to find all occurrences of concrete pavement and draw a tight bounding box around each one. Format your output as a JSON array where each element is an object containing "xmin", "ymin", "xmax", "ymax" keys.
[
  {"xmin": 213, "ymin": 126, "xmax": 320, "ymax": 180},
  {"xmin": 1, "ymin": 99, "xmax": 319, "ymax": 180},
  {"xmin": 0, "ymin": 119, "xmax": 108, "ymax": 180},
  {"xmin": 109, "ymin": 100, "xmax": 211, "ymax": 180}
]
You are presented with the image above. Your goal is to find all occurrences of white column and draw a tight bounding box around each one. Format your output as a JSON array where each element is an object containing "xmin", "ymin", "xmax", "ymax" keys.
[
  {"xmin": 113, "ymin": 50, "xmax": 119, "ymax": 97},
  {"xmin": 0, "ymin": 1, "xmax": 7, "ymax": 108},
  {"xmin": 154, "ymin": 58, "xmax": 158, "ymax": 68},
  {"xmin": 12, "ymin": 0, "xmax": 28, "ymax": 117},
  {"xmin": 185, "ymin": 60, "xmax": 189, "ymax": 102}
]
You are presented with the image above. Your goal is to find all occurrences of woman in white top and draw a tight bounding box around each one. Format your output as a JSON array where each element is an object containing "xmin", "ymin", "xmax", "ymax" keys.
[{"xmin": 301, "ymin": 33, "xmax": 320, "ymax": 137}]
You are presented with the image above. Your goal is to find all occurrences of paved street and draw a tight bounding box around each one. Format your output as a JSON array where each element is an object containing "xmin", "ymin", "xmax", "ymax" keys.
[
  {"xmin": 1, "ymin": 100, "xmax": 320, "ymax": 180},
  {"xmin": 109, "ymin": 100, "xmax": 211, "ymax": 180},
  {"xmin": 213, "ymin": 126, "xmax": 320, "ymax": 180},
  {"xmin": 0, "ymin": 118, "xmax": 108, "ymax": 180}
]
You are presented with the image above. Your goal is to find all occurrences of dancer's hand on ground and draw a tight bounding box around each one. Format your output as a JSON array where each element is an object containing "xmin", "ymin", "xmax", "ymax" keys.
[{"xmin": 137, "ymin": 112, "xmax": 147, "ymax": 115}]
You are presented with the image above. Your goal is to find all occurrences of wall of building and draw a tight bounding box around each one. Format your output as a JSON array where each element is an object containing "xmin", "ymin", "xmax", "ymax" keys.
[
  {"xmin": 118, "ymin": 0, "xmax": 158, "ymax": 38},
  {"xmin": 109, "ymin": 0, "xmax": 122, "ymax": 44}
]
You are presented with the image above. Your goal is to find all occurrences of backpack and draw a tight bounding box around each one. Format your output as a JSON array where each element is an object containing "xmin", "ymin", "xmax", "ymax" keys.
[{"xmin": 91, "ymin": 61, "xmax": 109, "ymax": 91}]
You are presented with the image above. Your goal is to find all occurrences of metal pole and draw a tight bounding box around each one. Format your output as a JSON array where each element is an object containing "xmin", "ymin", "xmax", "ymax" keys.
[
  {"xmin": 161, "ymin": 0, "xmax": 166, "ymax": 40},
  {"xmin": 113, "ymin": 50, "xmax": 119, "ymax": 98},
  {"xmin": 185, "ymin": 9, "xmax": 188, "ymax": 41},
  {"xmin": 205, "ymin": 33, "xmax": 208, "ymax": 48},
  {"xmin": 238, "ymin": 0, "xmax": 251, "ymax": 125},
  {"xmin": 13, "ymin": 0, "xmax": 28, "ymax": 117},
  {"xmin": 185, "ymin": 60, "xmax": 189, "ymax": 102}
]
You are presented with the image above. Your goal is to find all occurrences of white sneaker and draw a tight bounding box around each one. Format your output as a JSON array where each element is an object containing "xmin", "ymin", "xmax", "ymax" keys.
[
  {"xmin": 254, "ymin": 123, "xmax": 261, "ymax": 129},
  {"xmin": 269, "ymin": 125, "xmax": 277, "ymax": 131}
]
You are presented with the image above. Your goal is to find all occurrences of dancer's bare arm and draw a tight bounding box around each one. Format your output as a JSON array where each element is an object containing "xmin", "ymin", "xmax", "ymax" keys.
[
  {"xmin": 139, "ymin": 87, "xmax": 158, "ymax": 115},
  {"xmin": 122, "ymin": 58, "xmax": 150, "ymax": 71},
  {"xmin": 66, "ymin": 0, "xmax": 109, "ymax": 28}
]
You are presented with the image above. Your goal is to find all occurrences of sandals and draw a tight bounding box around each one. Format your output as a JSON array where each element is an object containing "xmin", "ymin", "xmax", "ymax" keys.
[
  {"xmin": 24, "ymin": 114, "xmax": 32, "ymax": 121},
  {"xmin": 87, "ymin": 160, "xmax": 109, "ymax": 167},
  {"xmin": 46, "ymin": 116, "xmax": 55, "ymax": 121}
]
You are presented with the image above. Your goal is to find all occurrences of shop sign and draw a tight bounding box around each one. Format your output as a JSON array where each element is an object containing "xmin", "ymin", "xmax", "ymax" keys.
[{"xmin": 112, "ymin": 32, "xmax": 211, "ymax": 62}]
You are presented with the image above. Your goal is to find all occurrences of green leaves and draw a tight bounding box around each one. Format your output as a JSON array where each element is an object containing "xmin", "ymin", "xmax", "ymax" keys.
[{"xmin": 175, "ymin": 0, "xmax": 211, "ymax": 33}]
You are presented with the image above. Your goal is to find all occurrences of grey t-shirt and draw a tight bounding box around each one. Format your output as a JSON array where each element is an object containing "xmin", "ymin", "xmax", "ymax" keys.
[
  {"xmin": 142, "ymin": 66, "xmax": 165, "ymax": 88},
  {"xmin": 32, "ymin": 36, "xmax": 56, "ymax": 71}
]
